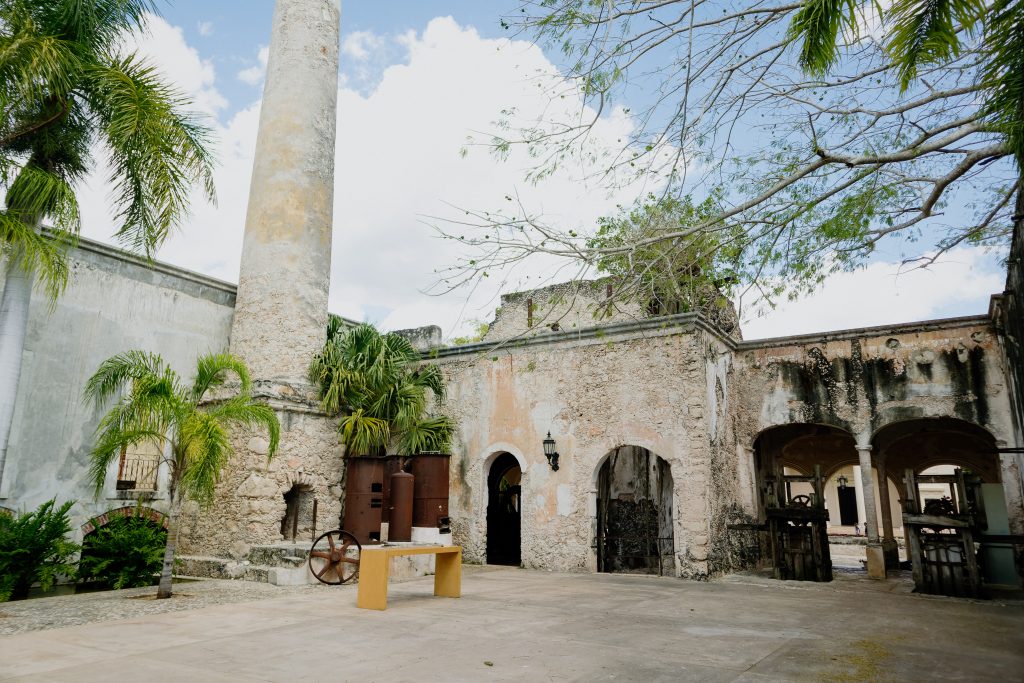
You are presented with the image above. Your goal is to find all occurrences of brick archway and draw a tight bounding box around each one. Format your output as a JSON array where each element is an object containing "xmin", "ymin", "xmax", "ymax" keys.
[{"xmin": 81, "ymin": 506, "xmax": 169, "ymax": 535}]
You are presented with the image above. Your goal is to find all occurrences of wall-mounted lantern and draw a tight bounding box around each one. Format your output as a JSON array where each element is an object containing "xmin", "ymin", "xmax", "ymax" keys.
[
  {"xmin": 543, "ymin": 432, "xmax": 560, "ymax": 471},
  {"xmin": 836, "ymin": 474, "xmax": 849, "ymax": 490}
]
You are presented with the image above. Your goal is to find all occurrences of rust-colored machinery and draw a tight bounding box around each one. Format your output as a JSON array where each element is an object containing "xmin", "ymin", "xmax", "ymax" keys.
[
  {"xmin": 763, "ymin": 465, "xmax": 833, "ymax": 582},
  {"xmin": 410, "ymin": 453, "xmax": 451, "ymax": 528},
  {"xmin": 312, "ymin": 454, "xmax": 452, "ymax": 585}
]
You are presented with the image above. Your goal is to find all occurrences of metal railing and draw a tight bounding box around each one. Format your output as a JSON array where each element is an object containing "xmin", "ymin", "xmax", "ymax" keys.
[{"xmin": 117, "ymin": 451, "xmax": 160, "ymax": 491}]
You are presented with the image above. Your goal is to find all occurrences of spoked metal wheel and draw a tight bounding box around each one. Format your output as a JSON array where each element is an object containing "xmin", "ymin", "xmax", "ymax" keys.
[{"xmin": 308, "ymin": 529, "xmax": 361, "ymax": 585}]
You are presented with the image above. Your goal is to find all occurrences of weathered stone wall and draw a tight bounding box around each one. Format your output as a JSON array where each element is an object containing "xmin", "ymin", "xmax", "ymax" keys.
[
  {"xmin": 732, "ymin": 318, "xmax": 1014, "ymax": 443},
  {"xmin": 437, "ymin": 319, "xmax": 740, "ymax": 579},
  {"xmin": 0, "ymin": 238, "xmax": 234, "ymax": 543},
  {"xmin": 483, "ymin": 280, "xmax": 644, "ymax": 342},
  {"xmin": 998, "ymin": 208, "xmax": 1023, "ymax": 517},
  {"xmin": 178, "ymin": 408, "xmax": 344, "ymax": 558},
  {"xmin": 729, "ymin": 316, "xmax": 1023, "ymax": 533}
]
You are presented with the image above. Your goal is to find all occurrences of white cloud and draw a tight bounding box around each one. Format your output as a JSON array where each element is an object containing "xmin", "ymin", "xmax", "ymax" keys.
[
  {"xmin": 74, "ymin": 15, "xmax": 1006, "ymax": 343},
  {"xmin": 79, "ymin": 16, "xmax": 645, "ymax": 339},
  {"xmin": 124, "ymin": 15, "xmax": 226, "ymax": 116},
  {"xmin": 237, "ymin": 46, "xmax": 269, "ymax": 86},
  {"xmin": 740, "ymin": 248, "xmax": 1004, "ymax": 340},
  {"xmin": 341, "ymin": 30, "xmax": 383, "ymax": 61},
  {"xmin": 197, "ymin": 21, "xmax": 213, "ymax": 37}
]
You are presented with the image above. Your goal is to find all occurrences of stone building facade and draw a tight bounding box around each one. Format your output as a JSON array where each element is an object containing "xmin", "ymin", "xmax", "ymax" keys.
[
  {"xmin": 433, "ymin": 283, "xmax": 1023, "ymax": 581},
  {"xmin": 1, "ymin": 237, "xmax": 1021, "ymax": 585}
]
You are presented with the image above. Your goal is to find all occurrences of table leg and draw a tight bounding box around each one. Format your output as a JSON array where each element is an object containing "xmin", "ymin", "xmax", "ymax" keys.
[
  {"xmin": 433, "ymin": 549, "xmax": 461, "ymax": 598},
  {"xmin": 356, "ymin": 551, "xmax": 390, "ymax": 610}
]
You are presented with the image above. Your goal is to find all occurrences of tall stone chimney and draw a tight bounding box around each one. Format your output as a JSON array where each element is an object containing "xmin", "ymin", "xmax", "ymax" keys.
[
  {"xmin": 230, "ymin": 0, "xmax": 340, "ymax": 392},
  {"xmin": 179, "ymin": 0, "xmax": 346, "ymax": 562}
]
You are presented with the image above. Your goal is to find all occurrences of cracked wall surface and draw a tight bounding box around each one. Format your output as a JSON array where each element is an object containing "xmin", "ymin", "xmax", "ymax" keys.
[{"xmin": 437, "ymin": 322, "xmax": 740, "ymax": 579}]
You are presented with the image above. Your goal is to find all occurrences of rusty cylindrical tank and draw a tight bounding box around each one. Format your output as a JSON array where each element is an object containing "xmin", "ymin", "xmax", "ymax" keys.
[
  {"xmin": 379, "ymin": 455, "xmax": 405, "ymax": 524},
  {"xmin": 410, "ymin": 453, "xmax": 450, "ymax": 528},
  {"xmin": 388, "ymin": 470, "xmax": 414, "ymax": 542},
  {"xmin": 342, "ymin": 457, "xmax": 384, "ymax": 544}
]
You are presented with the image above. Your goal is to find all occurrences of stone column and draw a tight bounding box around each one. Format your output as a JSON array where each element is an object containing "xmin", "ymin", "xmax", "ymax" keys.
[
  {"xmin": 230, "ymin": 0, "xmax": 341, "ymax": 390},
  {"xmin": 856, "ymin": 444, "xmax": 886, "ymax": 579},
  {"xmin": 875, "ymin": 456, "xmax": 900, "ymax": 570},
  {"xmin": 853, "ymin": 464, "xmax": 867, "ymax": 529},
  {"xmin": 178, "ymin": 0, "xmax": 345, "ymax": 568}
]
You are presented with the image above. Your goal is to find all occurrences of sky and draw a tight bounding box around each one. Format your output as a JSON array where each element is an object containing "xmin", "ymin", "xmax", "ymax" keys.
[{"xmin": 73, "ymin": 1, "xmax": 1008, "ymax": 341}]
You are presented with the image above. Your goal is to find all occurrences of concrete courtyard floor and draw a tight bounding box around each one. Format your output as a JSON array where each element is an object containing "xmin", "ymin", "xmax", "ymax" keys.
[{"xmin": 1, "ymin": 566, "xmax": 1022, "ymax": 682}]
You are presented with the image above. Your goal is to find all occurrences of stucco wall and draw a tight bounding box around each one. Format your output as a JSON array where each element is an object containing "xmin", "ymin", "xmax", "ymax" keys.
[
  {"xmin": 438, "ymin": 319, "xmax": 743, "ymax": 579},
  {"xmin": 733, "ymin": 318, "xmax": 1015, "ymax": 444},
  {"xmin": 0, "ymin": 238, "xmax": 234, "ymax": 542},
  {"xmin": 730, "ymin": 317, "xmax": 1023, "ymax": 534}
]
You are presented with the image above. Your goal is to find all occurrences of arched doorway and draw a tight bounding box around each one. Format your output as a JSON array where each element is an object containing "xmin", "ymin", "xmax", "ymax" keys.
[
  {"xmin": 872, "ymin": 418, "xmax": 1019, "ymax": 591},
  {"xmin": 487, "ymin": 453, "xmax": 521, "ymax": 566},
  {"xmin": 596, "ymin": 446, "xmax": 674, "ymax": 575},
  {"xmin": 754, "ymin": 424, "xmax": 857, "ymax": 580}
]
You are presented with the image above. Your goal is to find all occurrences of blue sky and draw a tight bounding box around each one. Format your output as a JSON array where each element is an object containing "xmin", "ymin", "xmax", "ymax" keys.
[
  {"xmin": 73, "ymin": 2, "xmax": 1007, "ymax": 340},
  {"xmin": 162, "ymin": 1, "xmax": 516, "ymax": 115}
]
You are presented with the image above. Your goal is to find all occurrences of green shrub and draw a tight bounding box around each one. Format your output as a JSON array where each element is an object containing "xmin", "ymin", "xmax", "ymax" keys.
[
  {"xmin": 0, "ymin": 499, "xmax": 79, "ymax": 601},
  {"xmin": 79, "ymin": 510, "xmax": 167, "ymax": 589}
]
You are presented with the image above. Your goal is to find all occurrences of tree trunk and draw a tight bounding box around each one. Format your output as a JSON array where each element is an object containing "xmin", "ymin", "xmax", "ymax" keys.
[
  {"xmin": 157, "ymin": 487, "xmax": 181, "ymax": 599},
  {"xmin": 0, "ymin": 248, "xmax": 35, "ymax": 494}
]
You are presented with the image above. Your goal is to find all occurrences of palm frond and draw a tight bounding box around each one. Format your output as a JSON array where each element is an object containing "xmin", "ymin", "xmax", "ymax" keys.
[
  {"xmin": 191, "ymin": 352, "xmax": 252, "ymax": 402},
  {"xmin": 886, "ymin": 0, "xmax": 982, "ymax": 90},
  {"xmin": 0, "ymin": 28, "xmax": 79, "ymax": 108},
  {"xmin": 397, "ymin": 415, "xmax": 454, "ymax": 455},
  {"xmin": 411, "ymin": 364, "xmax": 446, "ymax": 403},
  {"xmin": 0, "ymin": 212, "xmax": 71, "ymax": 300},
  {"xmin": 981, "ymin": 0, "xmax": 1024, "ymax": 166},
  {"xmin": 87, "ymin": 425, "xmax": 166, "ymax": 496},
  {"xmin": 384, "ymin": 380, "xmax": 427, "ymax": 431},
  {"xmin": 5, "ymin": 163, "xmax": 81, "ymax": 229},
  {"xmin": 788, "ymin": 0, "xmax": 858, "ymax": 75},
  {"xmin": 338, "ymin": 408, "xmax": 389, "ymax": 455},
  {"xmin": 177, "ymin": 411, "xmax": 231, "ymax": 507},
  {"xmin": 83, "ymin": 52, "xmax": 216, "ymax": 257},
  {"xmin": 46, "ymin": 0, "xmax": 159, "ymax": 50},
  {"xmin": 83, "ymin": 349, "xmax": 173, "ymax": 406}
]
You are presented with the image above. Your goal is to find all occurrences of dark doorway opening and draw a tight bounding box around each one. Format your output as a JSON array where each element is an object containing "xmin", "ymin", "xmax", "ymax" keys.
[
  {"xmin": 281, "ymin": 484, "xmax": 314, "ymax": 542},
  {"xmin": 596, "ymin": 446, "xmax": 674, "ymax": 575},
  {"xmin": 837, "ymin": 487, "xmax": 858, "ymax": 526},
  {"xmin": 486, "ymin": 453, "xmax": 521, "ymax": 566}
]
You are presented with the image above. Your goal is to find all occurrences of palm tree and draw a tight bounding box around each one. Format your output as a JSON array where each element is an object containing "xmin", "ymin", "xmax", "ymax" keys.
[
  {"xmin": 309, "ymin": 319, "xmax": 454, "ymax": 456},
  {"xmin": 84, "ymin": 351, "xmax": 279, "ymax": 599},
  {"xmin": 0, "ymin": 0, "xmax": 216, "ymax": 493},
  {"xmin": 790, "ymin": 0, "xmax": 1022, "ymax": 173}
]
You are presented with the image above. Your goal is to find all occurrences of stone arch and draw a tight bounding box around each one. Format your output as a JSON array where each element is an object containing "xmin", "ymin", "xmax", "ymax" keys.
[
  {"xmin": 593, "ymin": 445, "xmax": 675, "ymax": 575},
  {"xmin": 486, "ymin": 452, "xmax": 522, "ymax": 566},
  {"xmin": 81, "ymin": 506, "xmax": 168, "ymax": 536},
  {"xmin": 481, "ymin": 445, "xmax": 528, "ymax": 479},
  {"xmin": 752, "ymin": 423, "xmax": 858, "ymax": 482},
  {"xmin": 590, "ymin": 437, "xmax": 665, "ymax": 491},
  {"xmin": 870, "ymin": 417, "xmax": 1001, "ymax": 484}
]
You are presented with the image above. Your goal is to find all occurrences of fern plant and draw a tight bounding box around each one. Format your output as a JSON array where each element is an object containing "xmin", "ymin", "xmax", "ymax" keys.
[
  {"xmin": 0, "ymin": 499, "xmax": 78, "ymax": 601},
  {"xmin": 79, "ymin": 510, "xmax": 167, "ymax": 589}
]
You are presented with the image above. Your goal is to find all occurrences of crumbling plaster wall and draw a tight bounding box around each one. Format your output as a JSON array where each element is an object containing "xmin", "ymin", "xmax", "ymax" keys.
[
  {"xmin": 729, "ymin": 318, "xmax": 1023, "ymax": 533},
  {"xmin": 178, "ymin": 410, "xmax": 344, "ymax": 558},
  {"xmin": 483, "ymin": 280, "xmax": 644, "ymax": 342},
  {"xmin": 0, "ymin": 238, "xmax": 234, "ymax": 543},
  {"xmin": 438, "ymin": 323, "xmax": 743, "ymax": 579}
]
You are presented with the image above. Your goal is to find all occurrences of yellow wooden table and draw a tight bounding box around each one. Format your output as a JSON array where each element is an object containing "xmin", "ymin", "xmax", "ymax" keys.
[{"xmin": 356, "ymin": 545, "xmax": 461, "ymax": 610}]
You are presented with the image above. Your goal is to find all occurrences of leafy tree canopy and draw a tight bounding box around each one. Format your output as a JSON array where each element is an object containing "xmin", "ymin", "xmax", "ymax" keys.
[
  {"xmin": 0, "ymin": 0, "xmax": 216, "ymax": 298},
  {"xmin": 437, "ymin": 0, "xmax": 1022, "ymax": 311},
  {"xmin": 309, "ymin": 319, "xmax": 455, "ymax": 456}
]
